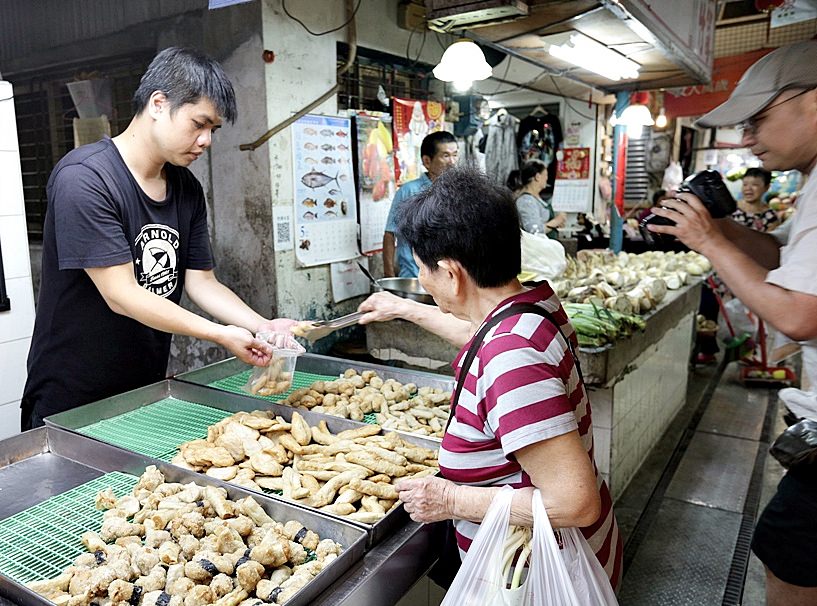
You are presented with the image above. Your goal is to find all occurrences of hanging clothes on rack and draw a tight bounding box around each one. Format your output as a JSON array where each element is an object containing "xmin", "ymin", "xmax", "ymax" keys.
[
  {"xmin": 517, "ymin": 107, "xmax": 564, "ymax": 190},
  {"xmin": 461, "ymin": 127, "xmax": 486, "ymax": 172},
  {"xmin": 484, "ymin": 108, "xmax": 519, "ymax": 185}
]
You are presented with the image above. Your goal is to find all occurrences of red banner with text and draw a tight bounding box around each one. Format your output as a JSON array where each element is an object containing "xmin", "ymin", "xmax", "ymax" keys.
[{"xmin": 664, "ymin": 49, "xmax": 772, "ymax": 120}]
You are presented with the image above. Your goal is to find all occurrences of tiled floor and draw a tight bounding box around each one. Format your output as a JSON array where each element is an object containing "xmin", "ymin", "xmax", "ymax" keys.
[
  {"xmin": 385, "ymin": 360, "xmax": 791, "ymax": 605},
  {"xmin": 619, "ymin": 361, "xmax": 786, "ymax": 605}
]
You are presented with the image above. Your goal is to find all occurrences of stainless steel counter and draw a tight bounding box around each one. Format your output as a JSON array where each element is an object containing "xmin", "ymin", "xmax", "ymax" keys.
[{"xmin": 0, "ymin": 427, "xmax": 439, "ymax": 606}]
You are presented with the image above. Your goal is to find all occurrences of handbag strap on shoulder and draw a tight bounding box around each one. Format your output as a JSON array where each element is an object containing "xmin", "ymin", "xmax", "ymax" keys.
[{"xmin": 446, "ymin": 302, "xmax": 583, "ymax": 432}]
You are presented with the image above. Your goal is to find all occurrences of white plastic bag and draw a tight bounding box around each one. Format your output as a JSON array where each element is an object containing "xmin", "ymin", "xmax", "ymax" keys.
[
  {"xmin": 441, "ymin": 487, "xmax": 617, "ymax": 606},
  {"xmin": 717, "ymin": 297, "xmax": 757, "ymax": 343},
  {"xmin": 520, "ymin": 230, "xmax": 567, "ymax": 280},
  {"xmin": 661, "ymin": 161, "xmax": 683, "ymax": 193}
]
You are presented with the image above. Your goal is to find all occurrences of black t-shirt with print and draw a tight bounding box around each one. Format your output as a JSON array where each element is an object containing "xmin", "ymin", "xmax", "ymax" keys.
[{"xmin": 23, "ymin": 137, "xmax": 214, "ymax": 419}]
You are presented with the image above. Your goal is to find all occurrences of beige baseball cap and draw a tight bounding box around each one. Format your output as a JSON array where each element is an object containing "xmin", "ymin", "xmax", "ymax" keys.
[{"xmin": 696, "ymin": 40, "xmax": 817, "ymax": 128}]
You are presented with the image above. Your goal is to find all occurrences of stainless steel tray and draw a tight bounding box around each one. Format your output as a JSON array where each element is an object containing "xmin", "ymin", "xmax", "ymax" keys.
[
  {"xmin": 177, "ymin": 353, "xmax": 455, "ymax": 442},
  {"xmin": 0, "ymin": 426, "xmax": 367, "ymax": 606},
  {"xmin": 45, "ymin": 379, "xmax": 441, "ymax": 547},
  {"xmin": 176, "ymin": 353, "xmax": 455, "ymax": 393}
]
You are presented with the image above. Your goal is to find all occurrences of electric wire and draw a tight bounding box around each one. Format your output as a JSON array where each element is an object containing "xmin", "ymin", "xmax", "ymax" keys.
[
  {"xmin": 281, "ymin": 0, "xmax": 363, "ymax": 37},
  {"xmin": 549, "ymin": 76, "xmax": 597, "ymax": 120},
  {"xmin": 405, "ymin": 22, "xmax": 428, "ymax": 68}
]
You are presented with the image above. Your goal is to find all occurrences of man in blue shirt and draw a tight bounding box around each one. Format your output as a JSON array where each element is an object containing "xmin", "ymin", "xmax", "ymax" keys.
[{"xmin": 384, "ymin": 131, "xmax": 458, "ymax": 277}]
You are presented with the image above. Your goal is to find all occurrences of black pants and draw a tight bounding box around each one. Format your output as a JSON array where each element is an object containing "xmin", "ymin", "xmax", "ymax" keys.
[
  {"xmin": 752, "ymin": 465, "xmax": 817, "ymax": 586},
  {"xmin": 20, "ymin": 397, "xmax": 45, "ymax": 432}
]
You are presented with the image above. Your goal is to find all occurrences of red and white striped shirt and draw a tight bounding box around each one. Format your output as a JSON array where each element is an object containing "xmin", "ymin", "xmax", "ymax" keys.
[{"xmin": 439, "ymin": 283, "xmax": 623, "ymax": 590}]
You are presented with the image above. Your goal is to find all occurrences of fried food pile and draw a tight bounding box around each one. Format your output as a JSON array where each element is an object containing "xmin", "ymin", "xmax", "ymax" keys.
[
  {"xmin": 174, "ymin": 410, "xmax": 439, "ymax": 524},
  {"xmin": 27, "ymin": 467, "xmax": 342, "ymax": 606},
  {"xmin": 280, "ymin": 369, "xmax": 451, "ymax": 439}
]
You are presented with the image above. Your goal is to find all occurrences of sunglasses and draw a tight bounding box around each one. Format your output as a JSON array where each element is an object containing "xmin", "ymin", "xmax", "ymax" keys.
[{"xmin": 737, "ymin": 88, "xmax": 815, "ymax": 135}]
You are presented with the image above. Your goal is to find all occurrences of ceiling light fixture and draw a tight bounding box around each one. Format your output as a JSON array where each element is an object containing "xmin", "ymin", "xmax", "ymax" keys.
[
  {"xmin": 617, "ymin": 91, "xmax": 654, "ymax": 138},
  {"xmin": 433, "ymin": 38, "xmax": 493, "ymax": 92},
  {"xmin": 546, "ymin": 32, "xmax": 640, "ymax": 82},
  {"xmin": 655, "ymin": 107, "xmax": 668, "ymax": 129}
]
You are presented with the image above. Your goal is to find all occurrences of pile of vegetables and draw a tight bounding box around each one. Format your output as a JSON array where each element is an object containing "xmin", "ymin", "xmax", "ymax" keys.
[
  {"xmin": 564, "ymin": 303, "xmax": 646, "ymax": 348},
  {"xmin": 551, "ymin": 250, "xmax": 711, "ymax": 316}
]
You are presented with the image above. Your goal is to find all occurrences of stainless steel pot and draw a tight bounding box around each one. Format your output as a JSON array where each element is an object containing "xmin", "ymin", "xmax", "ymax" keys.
[{"xmin": 375, "ymin": 277, "xmax": 436, "ymax": 305}]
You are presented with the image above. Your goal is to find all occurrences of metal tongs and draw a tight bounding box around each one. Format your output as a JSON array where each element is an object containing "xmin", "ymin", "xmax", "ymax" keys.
[{"xmin": 297, "ymin": 310, "xmax": 365, "ymax": 343}]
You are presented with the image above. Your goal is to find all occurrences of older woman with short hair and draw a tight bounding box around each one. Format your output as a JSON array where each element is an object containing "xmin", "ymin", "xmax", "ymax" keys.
[{"xmin": 359, "ymin": 166, "xmax": 622, "ymax": 590}]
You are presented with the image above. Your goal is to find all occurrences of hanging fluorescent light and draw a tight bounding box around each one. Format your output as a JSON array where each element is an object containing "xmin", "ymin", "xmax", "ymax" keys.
[
  {"xmin": 433, "ymin": 39, "xmax": 493, "ymax": 91},
  {"xmin": 546, "ymin": 32, "xmax": 640, "ymax": 82}
]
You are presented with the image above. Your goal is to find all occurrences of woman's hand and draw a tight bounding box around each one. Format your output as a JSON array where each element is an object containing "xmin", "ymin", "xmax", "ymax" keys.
[
  {"xmin": 548, "ymin": 212, "xmax": 567, "ymax": 229},
  {"xmin": 395, "ymin": 476, "xmax": 458, "ymax": 523},
  {"xmin": 256, "ymin": 318, "xmax": 299, "ymax": 335},
  {"xmin": 357, "ymin": 291, "xmax": 413, "ymax": 325}
]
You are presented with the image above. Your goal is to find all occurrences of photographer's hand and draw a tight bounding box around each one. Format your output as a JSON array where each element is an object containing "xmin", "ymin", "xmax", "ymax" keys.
[{"xmin": 646, "ymin": 193, "xmax": 727, "ymax": 255}]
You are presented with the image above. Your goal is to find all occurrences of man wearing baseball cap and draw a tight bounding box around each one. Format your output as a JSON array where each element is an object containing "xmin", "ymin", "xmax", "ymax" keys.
[{"xmin": 648, "ymin": 39, "xmax": 817, "ymax": 605}]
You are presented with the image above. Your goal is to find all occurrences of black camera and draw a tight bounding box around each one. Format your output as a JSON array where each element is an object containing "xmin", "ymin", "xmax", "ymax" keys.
[{"xmin": 639, "ymin": 170, "xmax": 736, "ymax": 246}]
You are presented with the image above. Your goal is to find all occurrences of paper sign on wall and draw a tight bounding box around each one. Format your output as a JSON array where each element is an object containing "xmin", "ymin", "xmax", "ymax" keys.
[
  {"xmin": 392, "ymin": 98, "xmax": 445, "ymax": 185},
  {"xmin": 291, "ymin": 114, "xmax": 359, "ymax": 266},
  {"xmin": 331, "ymin": 257, "xmax": 372, "ymax": 303},
  {"xmin": 355, "ymin": 112, "xmax": 396, "ymax": 255},
  {"xmin": 551, "ymin": 147, "xmax": 592, "ymax": 213}
]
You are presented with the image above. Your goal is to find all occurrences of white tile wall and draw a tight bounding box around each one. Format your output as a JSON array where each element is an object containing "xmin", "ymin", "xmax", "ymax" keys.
[
  {"xmin": 0, "ymin": 277, "xmax": 35, "ymax": 341},
  {"xmin": 598, "ymin": 312, "xmax": 695, "ymax": 500},
  {"xmin": 0, "ymin": 401, "xmax": 21, "ymax": 441},
  {"xmin": 0, "ymin": 214, "xmax": 33, "ymax": 278},
  {"xmin": 0, "ymin": 336, "xmax": 30, "ymax": 406},
  {"xmin": 0, "ymin": 83, "xmax": 20, "ymax": 152},
  {"xmin": 0, "ymin": 80, "xmax": 35, "ymax": 439},
  {"xmin": 0, "ymin": 151, "xmax": 25, "ymax": 217}
]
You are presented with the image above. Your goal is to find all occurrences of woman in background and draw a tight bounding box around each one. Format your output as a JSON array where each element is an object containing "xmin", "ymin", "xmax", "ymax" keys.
[
  {"xmin": 509, "ymin": 160, "xmax": 566, "ymax": 238},
  {"xmin": 732, "ymin": 167, "xmax": 778, "ymax": 232}
]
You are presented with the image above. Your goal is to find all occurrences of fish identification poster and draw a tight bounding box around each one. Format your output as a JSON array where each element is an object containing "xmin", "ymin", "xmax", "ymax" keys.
[{"xmin": 292, "ymin": 115, "xmax": 359, "ymax": 266}]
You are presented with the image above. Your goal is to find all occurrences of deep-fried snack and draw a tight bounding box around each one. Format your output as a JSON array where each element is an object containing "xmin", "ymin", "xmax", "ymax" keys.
[
  {"xmin": 344, "ymin": 452, "xmax": 406, "ymax": 477},
  {"xmin": 348, "ymin": 478, "xmax": 399, "ymax": 501},
  {"xmin": 289, "ymin": 412, "xmax": 312, "ymax": 446}
]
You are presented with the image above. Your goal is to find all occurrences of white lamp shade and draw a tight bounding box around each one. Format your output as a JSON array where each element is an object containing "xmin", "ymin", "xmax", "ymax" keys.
[
  {"xmin": 619, "ymin": 103, "xmax": 654, "ymax": 128},
  {"xmin": 433, "ymin": 39, "xmax": 493, "ymax": 83}
]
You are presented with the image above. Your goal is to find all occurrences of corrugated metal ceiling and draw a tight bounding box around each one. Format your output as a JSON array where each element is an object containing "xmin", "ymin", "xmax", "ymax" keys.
[{"xmin": 0, "ymin": 0, "xmax": 203, "ymax": 67}]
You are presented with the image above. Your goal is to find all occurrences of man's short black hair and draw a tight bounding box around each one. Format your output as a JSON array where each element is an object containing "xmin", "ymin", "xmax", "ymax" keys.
[
  {"xmin": 396, "ymin": 166, "xmax": 521, "ymax": 288},
  {"xmin": 744, "ymin": 167, "xmax": 772, "ymax": 187},
  {"xmin": 420, "ymin": 131, "xmax": 457, "ymax": 160},
  {"xmin": 133, "ymin": 47, "xmax": 237, "ymax": 123}
]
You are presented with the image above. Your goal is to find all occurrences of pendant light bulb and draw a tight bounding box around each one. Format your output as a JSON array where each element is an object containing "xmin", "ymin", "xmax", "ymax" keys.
[{"xmin": 655, "ymin": 107, "xmax": 668, "ymax": 129}]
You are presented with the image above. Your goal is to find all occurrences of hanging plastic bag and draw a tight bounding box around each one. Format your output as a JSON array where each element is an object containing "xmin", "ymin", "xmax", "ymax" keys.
[
  {"xmin": 242, "ymin": 331, "xmax": 305, "ymax": 397},
  {"xmin": 520, "ymin": 230, "xmax": 567, "ymax": 280},
  {"xmin": 661, "ymin": 161, "xmax": 683, "ymax": 193},
  {"xmin": 441, "ymin": 486, "xmax": 617, "ymax": 606},
  {"xmin": 717, "ymin": 297, "xmax": 758, "ymax": 344}
]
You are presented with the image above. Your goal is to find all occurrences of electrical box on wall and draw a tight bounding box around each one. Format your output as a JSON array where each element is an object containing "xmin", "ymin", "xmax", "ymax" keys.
[{"xmin": 398, "ymin": 1, "xmax": 427, "ymax": 31}]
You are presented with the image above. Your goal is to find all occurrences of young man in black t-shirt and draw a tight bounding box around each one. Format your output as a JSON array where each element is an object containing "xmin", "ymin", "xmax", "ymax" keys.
[{"xmin": 22, "ymin": 47, "xmax": 293, "ymax": 429}]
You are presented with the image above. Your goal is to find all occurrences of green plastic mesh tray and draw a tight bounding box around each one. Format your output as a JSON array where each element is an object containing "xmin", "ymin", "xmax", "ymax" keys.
[
  {"xmin": 209, "ymin": 370, "xmax": 378, "ymax": 424},
  {"xmin": 78, "ymin": 398, "xmax": 232, "ymax": 461},
  {"xmin": 0, "ymin": 472, "xmax": 137, "ymax": 584},
  {"xmin": 208, "ymin": 369, "xmax": 337, "ymax": 402}
]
